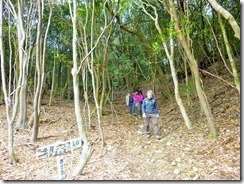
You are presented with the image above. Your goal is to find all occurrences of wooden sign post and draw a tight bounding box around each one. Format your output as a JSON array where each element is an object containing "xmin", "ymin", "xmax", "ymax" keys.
[
  {"xmin": 36, "ymin": 137, "xmax": 84, "ymax": 180},
  {"xmin": 57, "ymin": 155, "xmax": 65, "ymax": 180}
]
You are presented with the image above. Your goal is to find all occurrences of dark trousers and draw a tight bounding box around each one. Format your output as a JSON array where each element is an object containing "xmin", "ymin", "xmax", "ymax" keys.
[
  {"xmin": 129, "ymin": 103, "xmax": 135, "ymax": 114},
  {"xmin": 135, "ymin": 102, "xmax": 142, "ymax": 116}
]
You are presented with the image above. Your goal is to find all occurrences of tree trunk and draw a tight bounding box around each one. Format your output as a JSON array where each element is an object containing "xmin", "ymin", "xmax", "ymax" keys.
[
  {"xmin": 16, "ymin": 0, "xmax": 27, "ymax": 128},
  {"xmin": 168, "ymin": 0, "xmax": 217, "ymax": 137},
  {"xmin": 40, "ymin": 0, "xmax": 52, "ymax": 103},
  {"xmin": 106, "ymin": 73, "xmax": 112, "ymax": 103},
  {"xmin": 99, "ymin": 27, "xmax": 112, "ymax": 116},
  {"xmin": 207, "ymin": 0, "xmax": 240, "ymax": 40},
  {"xmin": 68, "ymin": 0, "xmax": 92, "ymax": 175},
  {"xmin": 165, "ymin": 45, "xmax": 192, "ymax": 129},
  {"xmin": 82, "ymin": 64, "xmax": 92, "ymax": 129},
  {"xmin": 32, "ymin": 0, "xmax": 52, "ymax": 142},
  {"xmin": 0, "ymin": 0, "xmax": 17, "ymax": 164},
  {"xmin": 87, "ymin": 0, "xmax": 104, "ymax": 147},
  {"xmin": 94, "ymin": 65, "xmax": 100, "ymax": 102},
  {"xmin": 218, "ymin": 13, "xmax": 240, "ymax": 94},
  {"xmin": 162, "ymin": 30, "xmax": 192, "ymax": 130},
  {"xmin": 49, "ymin": 51, "xmax": 56, "ymax": 106},
  {"xmin": 183, "ymin": 54, "xmax": 191, "ymax": 107},
  {"xmin": 32, "ymin": 0, "xmax": 43, "ymax": 143}
]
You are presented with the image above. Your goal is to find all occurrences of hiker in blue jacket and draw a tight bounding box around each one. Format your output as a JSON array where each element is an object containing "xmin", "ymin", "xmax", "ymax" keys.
[
  {"xmin": 142, "ymin": 90, "xmax": 161, "ymax": 140},
  {"xmin": 126, "ymin": 92, "xmax": 135, "ymax": 115}
]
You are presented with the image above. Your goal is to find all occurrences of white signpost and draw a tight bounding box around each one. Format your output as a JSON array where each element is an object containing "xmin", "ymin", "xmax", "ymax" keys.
[{"xmin": 36, "ymin": 137, "xmax": 84, "ymax": 180}]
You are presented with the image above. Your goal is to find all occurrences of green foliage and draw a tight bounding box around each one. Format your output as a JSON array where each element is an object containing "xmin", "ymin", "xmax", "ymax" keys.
[
  {"xmin": 152, "ymin": 41, "xmax": 161, "ymax": 53},
  {"xmin": 1, "ymin": 0, "xmax": 240, "ymax": 103},
  {"xmin": 179, "ymin": 77, "xmax": 196, "ymax": 97},
  {"xmin": 209, "ymin": 132, "xmax": 218, "ymax": 139}
]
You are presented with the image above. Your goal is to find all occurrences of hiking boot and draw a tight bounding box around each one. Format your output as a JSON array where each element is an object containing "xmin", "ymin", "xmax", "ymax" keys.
[
  {"xmin": 155, "ymin": 135, "xmax": 161, "ymax": 140},
  {"xmin": 146, "ymin": 134, "xmax": 151, "ymax": 139}
]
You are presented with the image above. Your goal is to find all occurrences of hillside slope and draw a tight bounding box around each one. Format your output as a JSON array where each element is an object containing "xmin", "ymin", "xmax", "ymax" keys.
[{"xmin": 0, "ymin": 62, "xmax": 240, "ymax": 180}]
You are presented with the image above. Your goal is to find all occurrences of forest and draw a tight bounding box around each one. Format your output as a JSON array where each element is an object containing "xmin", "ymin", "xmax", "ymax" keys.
[{"xmin": 0, "ymin": 0, "xmax": 240, "ymax": 180}]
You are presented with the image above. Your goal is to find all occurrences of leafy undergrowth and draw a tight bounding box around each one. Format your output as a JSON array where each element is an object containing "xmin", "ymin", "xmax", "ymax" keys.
[{"xmin": 0, "ymin": 65, "xmax": 240, "ymax": 180}]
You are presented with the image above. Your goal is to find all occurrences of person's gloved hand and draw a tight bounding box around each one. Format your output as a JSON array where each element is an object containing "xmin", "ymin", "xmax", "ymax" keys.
[
  {"xmin": 156, "ymin": 114, "xmax": 159, "ymax": 118},
  {"xmin": 143, "ymin": 113, "xmax": 146, "ymax": 118}
]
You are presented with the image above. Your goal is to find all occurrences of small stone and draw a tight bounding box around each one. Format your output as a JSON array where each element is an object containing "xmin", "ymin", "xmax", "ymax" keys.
[
  {"xmin": 147, "ymin": 172, "xmax": 151, "ymax": 176},
  {"xmin": 146, "ymin": 158, "xmax": 150, "ymax": 162},
  {"xmin": 185, "ymin": 147, "xmax": 190, "ymax": 151},
  {"xmin": 136, "ymin": 130, "xmax": 143, "ymax": 134},
  {"xmin": 181, "ymin": 152, "xmax": 186, "ymax": 157},
  {"xmin": 155, "ymin": 149, "xmax": 162, "ymax": 154},
  {"xmin": 173, "ymin": 169, "xmax": 180, "ymax": 175},
  {"xmin": 107, "ymin": 145, "xmax": 113, "ymax": 151},
  {"xmin": 166, "ymin": 142, "xmax": 172, "ymax": 146},
  {"xmin": 193, "ymin": 167, "xmax": 198, "ymax": 172},
  {"xmin": 162, "ymin": 171, "xmax": 169, "ymax": 175},
  {"xmin": 171, "ymin": 161, "xmax": 176, "ymax": 166},
  {"xmin": 175, "ymin": 158, "xmax": 181, "ymax": 162}
]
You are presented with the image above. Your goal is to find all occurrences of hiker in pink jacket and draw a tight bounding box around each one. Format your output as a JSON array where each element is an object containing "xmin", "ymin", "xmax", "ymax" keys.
[{"xmin": 133, "ymin": 89, "xmax": 144, "ymax": 117}]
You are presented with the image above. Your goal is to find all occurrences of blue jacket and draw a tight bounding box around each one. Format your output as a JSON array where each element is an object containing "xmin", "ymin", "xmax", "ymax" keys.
[{"xmin": 142, "ymin": 98, "xmax": 158, "ymax": 114}]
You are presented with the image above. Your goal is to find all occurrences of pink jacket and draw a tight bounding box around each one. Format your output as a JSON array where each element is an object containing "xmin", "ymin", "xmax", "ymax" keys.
[
  {"xmin": 133, "ymin": 93, "xmax": 139, "ymax": 103},
  {"xmin": 133, "ymin": 93, "xmax": 144, "ymax": 103},
  {"xmin": 137, "ymin": 94, "xmax": 144, "ymax": 103}
]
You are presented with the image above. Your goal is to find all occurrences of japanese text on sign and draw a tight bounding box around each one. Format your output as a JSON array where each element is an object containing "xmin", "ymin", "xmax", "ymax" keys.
[{"xmin": 36, "ymin": 137, "xmax": 84, "ymax": 159}]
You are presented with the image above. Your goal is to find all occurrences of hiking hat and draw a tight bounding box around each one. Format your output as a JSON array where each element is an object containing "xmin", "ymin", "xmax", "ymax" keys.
[{"xmin": 147, "ymin": 90, "xmax": 153, "ymax": 95}]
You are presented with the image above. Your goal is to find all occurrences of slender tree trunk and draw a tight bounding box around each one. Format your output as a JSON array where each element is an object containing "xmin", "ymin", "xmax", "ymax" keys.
[
  {"xmin": 183, "ymin": 54, "xmax": 191, "ymax": 107},
  {"xmin": 49, "ymin": 51, "xmax": 56, "ymax": 106},
  {"xmin": 32, "ymin": 0, "xmax": 43, "ymax": 143},
  {"xmin": 57, "ymin": 62, "xmax": 62, "ymax": 99},
  {"xmin": 94, "ymin": 66, "xmax": 100, "ymax": 102},
  {"xmin": 168, "ymin": 0, "xmax": 217, "ymax": 137},
  {"xmin": 61, "ymin": 68, "xmax": 69, "ymax": 99},
  {"xmin": 82, "ymin": 63, "xmax": 92, "ymax": 129},
  {"xmin": 40, "ymin": 0, "xmax": 52, "ymax": 103},
  {"xmin": 207, "ymin": 0, "xmax": 240, "ymax": 40},
  {"xmin": 165, "ymin": 44, "xmax": 192, "ymax": 129},
  {"xmin": 88, "ymin": 0, "xmax": 104, "ymax": 147},
  {"xmin": 107, "ymin": 73, "xmax": 112, "ymax": 102},
  {"xmin": 162, "ymin": 34, "xmax": 192, "ymax": 129},
  {"xmin": 99, "ymin": 27, "xmax": 112, "ymax": 116},
  {"xmin": 218, "ymin": 13, "xmax": 240, "ymax": 94},
  {"xmin": 0, "ymin": 0, "xmax": 16, "ymax": 164},
  {"xmin": 68, "ymin": 0, "xmax": 92, "ymax": 175},
  {"xmin": 32, "ymin": 0, "xmax": 52, "ymax": 142},
  {"xmin": 16, "ymin": 0, "xmax": 27, "ymax": 128}
]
